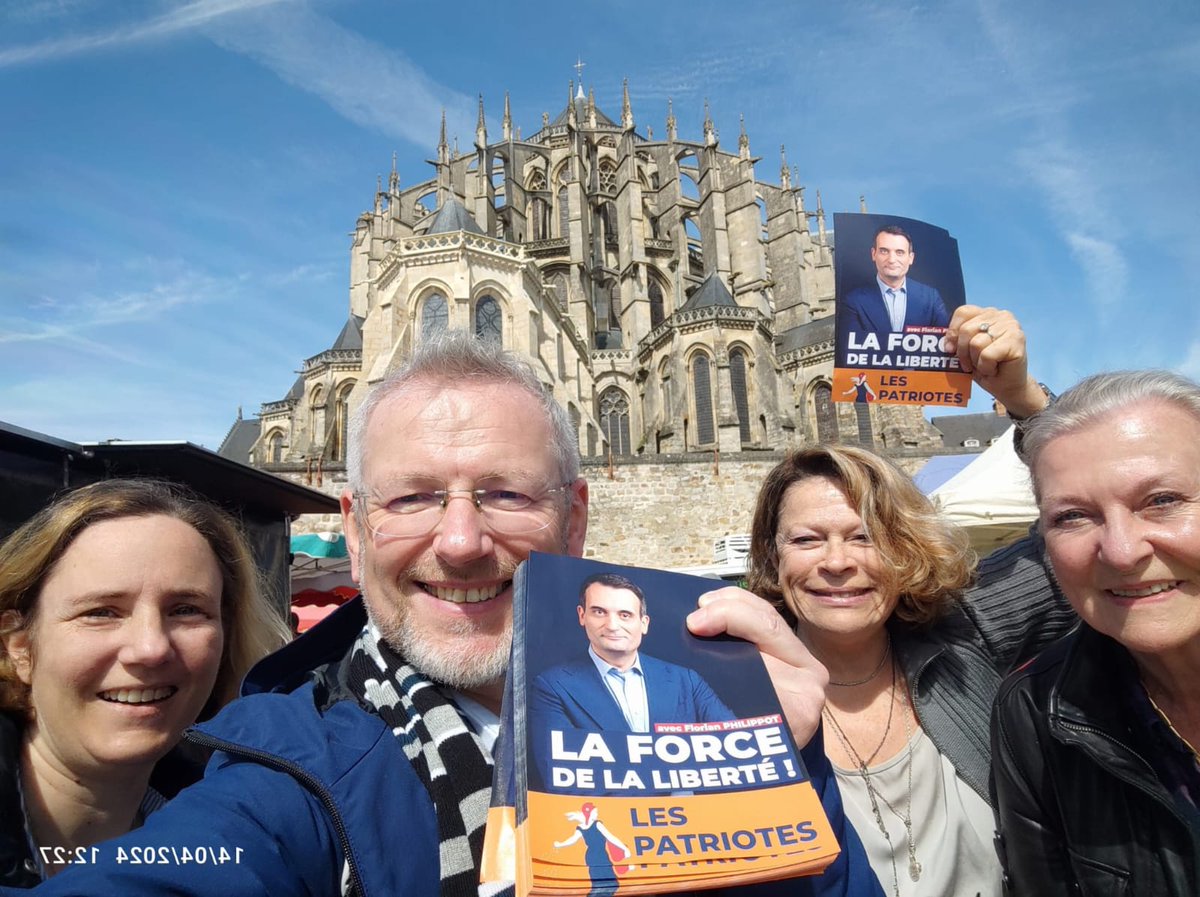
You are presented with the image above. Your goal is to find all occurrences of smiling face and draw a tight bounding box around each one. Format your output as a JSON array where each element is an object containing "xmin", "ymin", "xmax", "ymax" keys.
[
  {"xmin": 4, "ymin": 515, "xmax": 224, "ymax": 779},
  {"xmin": 578, "ymin": 583, "xmax": 649, "ymax": 670},
  {"xmin": 1036, "ymin": 401, "xmax": 1200, "ymax": 668},
  {"xmin": 774, "ymin": 476, "xmax": 898, "ymax": 651},
  {"xmin": 870, "ymin": 231, "xmax": 914, "ymax": 288},
  {"xmin": 341, "ymin": 379, "xmax": 588, "ymax": 707}
]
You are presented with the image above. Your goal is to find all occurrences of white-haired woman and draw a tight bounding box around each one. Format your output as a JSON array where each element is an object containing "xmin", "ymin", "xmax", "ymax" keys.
[{"xmin": 992, "ymin": 370, "xmax": 1200, "ymax": 895}]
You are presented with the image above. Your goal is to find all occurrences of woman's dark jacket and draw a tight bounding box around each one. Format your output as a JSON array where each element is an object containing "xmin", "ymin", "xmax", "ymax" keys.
[{"xmin": 992, "ymin": 625, "xmax": 1200, "ymax": 895}]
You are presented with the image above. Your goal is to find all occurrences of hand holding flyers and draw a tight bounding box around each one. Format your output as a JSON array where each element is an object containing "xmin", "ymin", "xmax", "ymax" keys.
[
  {"xmin": 945, "ymin": 305, "xmax": 1051, "ymax": 419},
  {"xmin": 688, "ymin": 586, "xmax": 829, "ymax": 748}
]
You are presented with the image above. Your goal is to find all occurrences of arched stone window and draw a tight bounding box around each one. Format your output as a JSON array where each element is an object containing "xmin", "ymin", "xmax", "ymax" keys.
[
  {"xmin": 692, "ymin": 355, "xmax": 715, "ymax": 446},
  {"xmin": 598, "ymin": 160, "xmax": 617, "ymax": 194},
  {"xmin": 332, "ymin": 381, "xmax": 355, "ymax": 461},
  {"xmin": 267, "ymin": 430, "xmax": 284, "ymax": 464},
  {"xmin": 309, "ymin": 386, "xmax": 327, "ymax": 448},
  {"xmin": 649, "ymin": 279, "xmax": 665, "ymax": 329},
  {"xmin": 475, "ymin": 295, "xmax": 502, "ymax": 346},
  {"xmin": 557, "ymin": 185, "xmax": 569, "ymax": 238},
  {"xmin": 814, "ymin": 383, "xmax": 837, "ymax": 443},
  {"xmin": 599, "ymin": 387, "xmax": 631, "ymax": 456},
  {"xmin": 527, "ymin": 169, "xmax": 549, "ymax": 241},
  {"xmin": 421, "ymin": 292, "xmax": 448, "ymax": 340},
  {"xmin": 729, "ymin": 348, "xmax": 751, "ymax": 443},
  {"xmin": 601, "ymin": 201, "xmax": 618, "ymax": 248}
]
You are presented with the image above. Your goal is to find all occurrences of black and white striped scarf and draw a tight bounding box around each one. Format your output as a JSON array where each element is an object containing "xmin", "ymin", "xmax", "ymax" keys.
[{"xmin": 346, "ymin": 620, "xmax": 513, "ymax": 897}]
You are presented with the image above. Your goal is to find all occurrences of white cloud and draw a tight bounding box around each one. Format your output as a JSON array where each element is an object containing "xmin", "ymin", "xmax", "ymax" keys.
[
  {"xmin": 0, "ymin": 0, "xmax": 291, "ymax": 68},
  {"xmin": 204, "ymin": 4, "xmax": 473, "ymax": 145},
  {"xmin": 0, "ymin": 269, "xmax": 217, "ymax": 344}
]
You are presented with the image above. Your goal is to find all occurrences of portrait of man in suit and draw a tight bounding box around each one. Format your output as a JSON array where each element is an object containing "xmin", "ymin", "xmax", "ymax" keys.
[
  {"xmin": 528, "ymin": 572, "xmax": 735, "ymax": 735},
  {"xmin": 841, "ymin": 225, "xmax": 951, "ymax": 340}
]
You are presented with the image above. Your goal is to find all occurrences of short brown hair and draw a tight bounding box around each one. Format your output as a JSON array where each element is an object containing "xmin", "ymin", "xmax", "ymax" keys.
[
  {"xmin": 0, "ymin": 479, "xmax": 288, "ymax": 717},
  {"xmin": 747, "ymin": 445, "xmax": 975, "ymax": 626}
]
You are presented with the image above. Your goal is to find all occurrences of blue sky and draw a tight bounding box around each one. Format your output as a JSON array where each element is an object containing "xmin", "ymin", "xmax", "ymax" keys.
[{"xmin": 2, "ymin": 0, "xmax": 1197, "ymax": 449}]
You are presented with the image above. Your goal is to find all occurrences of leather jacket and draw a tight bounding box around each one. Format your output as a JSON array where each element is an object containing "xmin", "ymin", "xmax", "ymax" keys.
[{"xmin": 991, "ymin": 625, "xmax": 1200, "ymax": 895}]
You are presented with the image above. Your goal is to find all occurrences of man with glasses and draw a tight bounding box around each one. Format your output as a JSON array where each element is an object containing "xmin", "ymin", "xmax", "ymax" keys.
[{"xmin": 7, "ymin": 332, "xmax": 879, "ymax": 897}]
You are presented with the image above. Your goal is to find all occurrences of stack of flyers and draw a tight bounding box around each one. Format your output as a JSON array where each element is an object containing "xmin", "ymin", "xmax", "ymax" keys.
[{"xmin": 483, "ymin": 552, "xmax": 840, "ymax": 895}]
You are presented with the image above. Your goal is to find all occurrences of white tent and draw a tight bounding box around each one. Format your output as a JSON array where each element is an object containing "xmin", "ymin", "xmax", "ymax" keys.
[{"xmin": 928, "ymin": 427, "xmax": 1038, "ymax": 554}]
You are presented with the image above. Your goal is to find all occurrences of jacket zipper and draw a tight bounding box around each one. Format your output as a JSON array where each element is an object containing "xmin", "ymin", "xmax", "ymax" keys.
[
  {"xmin": 1056, "ymin": 718, "xmax": 1198, "ymax": 832},
  {"xmin": 185, "ymin": 730, "xmax": 366, "ymax": 897}
]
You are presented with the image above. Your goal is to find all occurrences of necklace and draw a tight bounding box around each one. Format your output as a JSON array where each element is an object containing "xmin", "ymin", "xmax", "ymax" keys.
[
  {"xmin": 877, "ymin": 686, "xmax": 921, "ymax": 884},
  {"xmin": 822, "ymin": 660, "xmax": 921, "ymax": 897},
  {"xmin": 828, "ymin": 634, "xmax": 891, "ymax": 687},
  {"xmin": 1144, "ymin": 685, "xmax": 1200, "ymax": 762}
]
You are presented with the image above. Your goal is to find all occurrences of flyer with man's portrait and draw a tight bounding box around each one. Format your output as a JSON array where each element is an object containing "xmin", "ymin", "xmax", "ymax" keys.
[{"xmin": 833, "ymin": 212, "xmax": 971, "ymax": 408}]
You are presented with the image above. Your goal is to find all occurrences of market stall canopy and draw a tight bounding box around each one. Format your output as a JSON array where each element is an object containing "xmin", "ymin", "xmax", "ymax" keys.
[
  {"xmin": 289, "ymin": 533, "xmax": 355, "ymax": 630},
  {"xmin": 928, "ymin": 427, "xmax": 1038, "ymax": 555}
]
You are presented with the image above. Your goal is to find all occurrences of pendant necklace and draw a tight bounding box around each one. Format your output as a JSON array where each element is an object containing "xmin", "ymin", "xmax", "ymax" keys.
[{"xmin": 823, "ymin": 659, "xmax": 922, "ymax": 896}]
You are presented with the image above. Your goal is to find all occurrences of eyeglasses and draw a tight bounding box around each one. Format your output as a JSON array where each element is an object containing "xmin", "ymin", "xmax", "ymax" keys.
[{"xmin": 355, "ymin": 483, "xmax": 573, "ymax": 539}]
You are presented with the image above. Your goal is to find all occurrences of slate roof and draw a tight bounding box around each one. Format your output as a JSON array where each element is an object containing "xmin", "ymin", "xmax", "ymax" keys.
[
  {"xmin": 426, "ymin": 196, "xmax": 484, "ymax": 235},
  {"xmin": 331, "ymin": 315, "xmax": 364, "ymax": 350},
  {"xmin": 550, "ymin": 95, "xmax": 617, "ymax": 129},
  {"xmin": 776, "ymin": 316, "xmax": 836, "ymax": 355},
  {"xmin": 678, "ymin": 272, "xmax": 737, "ymax": 312},
  {"xmin": 217, "ymin": 416, "xmax": 262, "ymax": 463},
  {"xmin": 930, "ymin": 411, "xmax": 1012, "ymax": 448}
]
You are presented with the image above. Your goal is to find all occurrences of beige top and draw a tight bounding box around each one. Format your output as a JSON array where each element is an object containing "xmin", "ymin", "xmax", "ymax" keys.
[{"xmin": 832, "ymin": 725, "xmax": 1001, "ymax": 897}]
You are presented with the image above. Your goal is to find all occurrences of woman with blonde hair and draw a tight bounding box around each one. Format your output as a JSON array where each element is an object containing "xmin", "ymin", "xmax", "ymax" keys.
[{"xmin": 0, "ymin": 479, "xmax": 288, "ymax": 885}]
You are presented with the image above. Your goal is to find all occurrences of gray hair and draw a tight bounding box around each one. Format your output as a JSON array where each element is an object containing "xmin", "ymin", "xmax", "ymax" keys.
[
  {"xmin": 1023, "ymin": 369, "xmax": 1200, "ymax": 498},
  {"xmin": 346, "ymin": 330, "xmax": 580, "ymax": 492}
]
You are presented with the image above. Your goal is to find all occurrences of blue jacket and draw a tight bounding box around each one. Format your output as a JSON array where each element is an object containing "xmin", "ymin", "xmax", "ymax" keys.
[{"xmin": 1, "ymin": 598, "xmax": 882, "ymax": 897}]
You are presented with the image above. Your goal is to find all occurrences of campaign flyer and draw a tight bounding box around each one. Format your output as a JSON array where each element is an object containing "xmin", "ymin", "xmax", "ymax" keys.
[
  {"xmin": 833, "ymin": 212, "xmax": 971, "ymax": 408},
  {"xmin": 482, "ymin": 552, "xmax": 840, "ymax": 896}
]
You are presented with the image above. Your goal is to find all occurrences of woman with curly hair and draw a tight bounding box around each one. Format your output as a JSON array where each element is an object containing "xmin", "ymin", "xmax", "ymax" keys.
[{"xmin": 745, "ymin": 442, "xmax": 1074, "ymax": 897}]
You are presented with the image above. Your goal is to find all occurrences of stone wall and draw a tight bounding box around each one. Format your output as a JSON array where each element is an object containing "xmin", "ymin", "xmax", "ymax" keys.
[{"xmin": 582, "ymin": 453, "xmax": 782, "ymax": 566}]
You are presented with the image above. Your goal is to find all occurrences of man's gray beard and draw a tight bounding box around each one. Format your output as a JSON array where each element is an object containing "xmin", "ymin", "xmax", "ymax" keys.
[
  {"xmin": 355, "ymin": 513, "xmax": 570, "ymax": 691},
  {"xmin": 363, "ymin": 588, "xmax": 513, "ymax": 691}
]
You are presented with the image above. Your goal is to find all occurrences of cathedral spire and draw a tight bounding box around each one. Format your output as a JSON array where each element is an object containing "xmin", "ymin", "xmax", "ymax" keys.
[
  {"xmin": 574, "ymin": 56, "xmax": 587, "ymax": 98},
  {"xmin": 860, "ymin": 194, "xmax": 868, "ymax": 213},
  {"xmin": 738, "ymin": 113, "xmax": 749, "ymax": 159},
  {"xmin": 666, "ymin": 98, "xmax": 677, "ymax": 142},
  {"xmin": 567, "ymin": 81, "xmax": 577, "ymax": 127},
  {"xmin": 587, "ymin": 86, "xmax": 597, "ymax": 127},
  {"xmin": 374, "ymin": 175, "xmax": 383, "ymax": 214},
  {"xmin": 779, "ymin": 144, "xmax": 791, "ymax": 190},
  {"xmin": 475, "ymin": 94, "xmax": 487, "ymax": 148},
  {"xmin": 502, "ymin": 91, "xmax": 512, "ymax": 141},
  {"xmin": 703, "ymin": 98, "xmax": 716, "ymax": 147},
  {"xmin": 621, "ymin": 77, "xmax": 634, "ymax": 131},
  {"xmin": 816, "ymin": 189, "xmax": 828, "ymax": 242},
  {"xmin": 389, "ymin": 151, "xmax": 399, "ymax": 195},
  {"xmin": 437, "ymin": 109, "xmax": 449, "ymax": 164}
]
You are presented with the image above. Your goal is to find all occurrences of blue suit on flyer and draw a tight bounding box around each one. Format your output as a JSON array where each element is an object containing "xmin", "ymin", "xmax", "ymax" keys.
[
  {"xmin": 842, "ymin": 278, "xmax": 950, "ymax": 338},
  {"xmin": 529, "ymin": 652, "xmax": 735, "ymax": 733}
]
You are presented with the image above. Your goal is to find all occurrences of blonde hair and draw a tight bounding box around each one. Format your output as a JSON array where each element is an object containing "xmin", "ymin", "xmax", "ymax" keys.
[
  {"xmin": 747, "ymin": 445, "xmax": 975, "ymax": 626},
  {"xmin": 0, "ymin": 479, "xmax": 288, "ymax": 717}
]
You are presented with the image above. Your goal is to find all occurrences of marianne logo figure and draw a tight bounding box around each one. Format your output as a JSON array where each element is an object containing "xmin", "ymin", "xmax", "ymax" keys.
[{"xmin": 553, "ymin": 801, "xmax": 632, "ymax": 895}]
